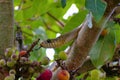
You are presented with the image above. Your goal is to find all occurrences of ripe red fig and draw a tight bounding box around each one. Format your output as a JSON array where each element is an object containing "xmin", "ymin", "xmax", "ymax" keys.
[
  {"xmin": 19, "ymin": 50, "xmax": 27, "ymax": 57},
  {"xmin": 36, "ymin": 69, "xmax": 52, "ymax": 80},
  {"xmin": 57, "ymin": 70, "xmax": 70, "ymax": 80}
]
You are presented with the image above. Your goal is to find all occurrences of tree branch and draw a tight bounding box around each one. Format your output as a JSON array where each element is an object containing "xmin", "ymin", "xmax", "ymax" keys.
[
  {"xmin": 42, "ymin": 18, "xmax": 58, "ymax": 33},
  {"xmin": 47, "ymin": 12, "xmax": 64, "ymax": 28}
]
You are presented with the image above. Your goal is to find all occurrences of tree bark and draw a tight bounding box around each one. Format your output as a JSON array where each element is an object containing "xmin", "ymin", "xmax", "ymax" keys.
[
  {"xmin": 0, "ymin": 0, "xmax": 14, "ymax": 79},
  {"xmin": 0, "ymin": 0, "xmax": 14, "ymax": 59}
]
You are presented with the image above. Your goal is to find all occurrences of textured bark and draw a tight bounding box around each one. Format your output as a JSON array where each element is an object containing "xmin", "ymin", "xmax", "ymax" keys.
[
  {"xmin": 65, "ymin": 20, "xmax": 101, "ymax": 70},
  {"xmin": 0, "ymin": 0, "xmax": 14, "ymax": 59},
  {"xmin": 75, "ymin": 58, "xmax": 95, "ymax": 76},
  {"xmin": 0, "ymin": 1, "xmax": 14, "ymax": 79}
]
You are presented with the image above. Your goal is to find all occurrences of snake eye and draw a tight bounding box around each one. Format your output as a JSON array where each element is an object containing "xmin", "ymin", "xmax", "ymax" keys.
[{"xmin": 46, "ymin": 39, "xmax": 51, "ymax": 43}]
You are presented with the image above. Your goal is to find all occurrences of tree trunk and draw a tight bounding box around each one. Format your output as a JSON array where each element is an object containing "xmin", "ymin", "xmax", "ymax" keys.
[{"xmin": 0, "ymin": 0, "xmax": 14, "ymax": 59}]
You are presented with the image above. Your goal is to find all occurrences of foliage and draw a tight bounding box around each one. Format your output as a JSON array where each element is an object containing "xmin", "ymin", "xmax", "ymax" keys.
[
  {"xmin": 14, "ymin": 0, "xmax": 87, "ymax": 61},
  {"xmin": 6, "ymin": 0, "xmax": 120, "ymax": 79},
  {"xmin": 90, "ymin": 27, "xmax": 115, "ymax": 68}
]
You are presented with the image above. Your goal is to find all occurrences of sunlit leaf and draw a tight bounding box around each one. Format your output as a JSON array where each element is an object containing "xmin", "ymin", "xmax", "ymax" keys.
[
  {"xmin": 14, "ymin": 0, "xmax": 21, "ymax": 6},
  {"xmin": 74, "ymin": 0, "xmax": 85, "ymax": 9},
  {"xmin": 14, "ymin": 10, "xmax": 24, "ymax": 21},
  {"xmin": 21, "ymin": 0, "xmax": 33, "ymax": 10},
  {"xmin": 22, "ymin": 7, "xmax": 34, "ymax": 19},
  {"xmin": 62, "ymin": 10, "xmax": 87, "ymax": 34}
]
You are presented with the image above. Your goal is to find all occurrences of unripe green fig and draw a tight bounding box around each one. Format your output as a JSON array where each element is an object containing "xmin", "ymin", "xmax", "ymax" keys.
[
  {"xmin": 0, "ymin": 59, "xmax": 6, "ymax": 67},
  {"xmin": 33, "ymin": 72, "xmax": 40, "ymax": 78},
  {"xmin": 9, "ymin": 69, "xmax": 16, "ymax": 75},
  {"xmin": 9, "ymin": 74, "xmax": 15, "ymax": 79},
  {"xmin": 7, "ymin": 59, "xmax": 16, "ymax": 68},
  {"xmin": 28, "ymin": 67, "xmax": 34, "ymax": 73},
  {"xmin": 54, "ymin": 54, "xmax": 60, "ymax": 60},
  {"xmin": 41, "ymin": 56, "xmax": 50, "ymax": 65},
  {"xmin": 4, "ymin": 75, "xmax": 15, "ymax": 80},
  {"xmin": 91, "ymin": 69, "xmax": 100, "ymax": 80},
  {"xmin": 5, "ymin": 48, "xmax": 13, "ymax": 57},
  {"xmin": 59, "ymin": 51, "xmax": 67, "ymax": 60}
]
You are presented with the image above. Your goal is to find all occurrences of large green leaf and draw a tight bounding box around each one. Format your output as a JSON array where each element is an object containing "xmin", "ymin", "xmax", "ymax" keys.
[
  {"xmin": 90, "ymin": 29, "xmax": 115, "ymax": 68},
  {"xmin": 85, "ymin": 0, "xmax": 107, "ymax": 22}
]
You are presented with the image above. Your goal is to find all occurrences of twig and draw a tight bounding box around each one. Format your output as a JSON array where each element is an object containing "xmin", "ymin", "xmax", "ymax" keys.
[
  {"xmin": 26, "ymin": 38, "xmax": 40, "ymax": 55},
  {"xmin": 22, "ymin": 30, "xmax": 34, "ymax": 37},
  {"xmin": 47, "ymin": 12, "xmax": 64, "ymax": 28},
  {"xmin": 42, "ymin": 18, "xmax": 58, "ymax": 33}
]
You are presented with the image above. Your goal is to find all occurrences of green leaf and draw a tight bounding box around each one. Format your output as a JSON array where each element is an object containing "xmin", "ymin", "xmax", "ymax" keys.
[
  {"xmin": 62, "ymin": 10, "xmax": 88, "ymax": 34},
  {"xmin": 48, "ymin": 0, "xmax": 73, "ymax": 20},
  {"xmin": 61, "ymin": 0, "xmax": 66, "ymax": 8},
  {"xmin": 85, "ymin": 0, "xmax": 107, "ymax": 22},
  {"xmin": 90, "ymin": 29, "xmax": 115, "ymax": 68},
  {"xmin": 14, "ymin": 10, "xmax": 24, "ymax": 21},
  {"xmin": 21, "ymin": 26, "xmax": 34, "ymax": 44},
  {"xmin": 74, "ymin": 0, "xmax": 85, "ymax": 8},
  {"xmin": 21, "ymin": 0, "xmax": 33, "ymax": 10},
  {"xmin": 30, "ymin": 48, "xmax": 46, "ymax": 61},
  {"xmin": 22, "ymin": 7, "xmax": 34, "ymax": 19},
  {"xmin": 33, "ymin": 0, "xmax": 50, "ymax": 16},
  {"xmin": 114, "ymin": 24, "xmax": 120, "ymax": 44},
  {"xmin": 105, "ymin": 77, "xmax": 116, "ymax": 80},
  {"xmin": 14, "ymin": 0, "xmax": 21, "ymax": 6},
  {"xmin": 33, "ymin": 27, "xmax": 47, "ymax": 40}
]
